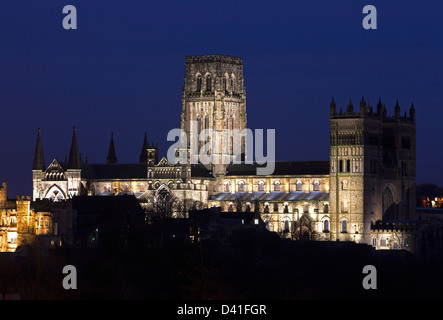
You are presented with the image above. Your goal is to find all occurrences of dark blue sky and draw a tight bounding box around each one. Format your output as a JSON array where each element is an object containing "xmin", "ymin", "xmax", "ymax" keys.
[{"xmin": 0, "ymin": 0, "xmax": 442, "ymax": 197}]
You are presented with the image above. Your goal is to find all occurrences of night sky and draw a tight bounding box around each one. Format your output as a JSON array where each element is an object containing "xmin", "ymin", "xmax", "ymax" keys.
[{"xmin": 0, "ymin": 0, "xmax": 442, "ymax": 197}]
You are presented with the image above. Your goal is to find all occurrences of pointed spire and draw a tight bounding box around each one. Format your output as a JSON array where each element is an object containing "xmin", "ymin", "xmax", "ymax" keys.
[
  {"xmin": 67, "ymin": 127, "xmax": 82, "ymax": 169},
  {"xmin": 347, "ymin": 98, "xmax": 353, "ymax": 113},
  {"xmin": 394, "ymin": 99, "xmax": 400, "ymax": 120},
  {"xmin": 106, "ymin": 132, "xmax": 117, "ymax": 164},
  {"xmin": 32, "ymin": 128, "xmax": 45, "ymax": 171},
  {"xmin": 139, "ymin": 132, "xmax": 149, "ymax": 163},
  {"xmin": 410, "ymin": 101, "xmax": 415, "ymax": 122},
  {"xmin": 330, "ymin": 96, "xmax": 336, "ymax": 118}
]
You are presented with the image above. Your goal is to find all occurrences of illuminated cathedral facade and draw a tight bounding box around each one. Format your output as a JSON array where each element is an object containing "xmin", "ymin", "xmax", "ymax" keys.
[{"xmin": 31, "ymin": 54, "xmax": 417, "ymax": 252}]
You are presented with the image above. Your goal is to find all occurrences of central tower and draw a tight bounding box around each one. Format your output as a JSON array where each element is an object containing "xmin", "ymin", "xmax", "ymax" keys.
[{"xmin": 180, "ymin": 54, "xmax": 247, "ymax": 176}]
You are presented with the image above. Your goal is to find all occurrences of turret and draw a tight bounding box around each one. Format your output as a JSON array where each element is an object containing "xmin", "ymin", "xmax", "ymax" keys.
[
  {"xmin": 106, "ymin": 132, "xmax": 117, "ymax": 164},
  {"xmin": 32, "ymin": 128, "xmax": 45, "ymax": 171},
  {"xmin": 394, "ymin": 99, "xmax": 401, "ymax": 121},
  {"xmin": 410, "ymin": 102, "xmax": 415, "ymax": 123},
  {"xmin": 330, "ymin": 96, "xmax": 336, "ymax": 118},
  {"xmin": 139, "ymin": 132, "xmax": 149, "ymax": 163},
  {"xmin": 346, "ymin": 98, "xmax": 353, "ymax": 113},
  {"xmin": 67, "ymin": 127, "xmax": 81, "ymax": 169}
]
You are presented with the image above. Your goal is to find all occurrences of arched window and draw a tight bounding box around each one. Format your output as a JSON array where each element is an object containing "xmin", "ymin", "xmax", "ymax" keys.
[
  {"xmin": 196, "ymin": 75, "xmax": 202, "ymax": 91},
  {"xmin": 296, "ymin": 181, "xmax": 303, "ymax": 191},
  {"xmin": 264, "ymin": 203, "xmax": 269, "ymax": 213},
  {"xmin": 284, "ymin": 203, "xmax": 289, "ymax": 213},
  {"xmin": 140, "ymin": 184, "xmax": 145, "ymax": 192},
  {"xmin": 258, "ymin": 181, "xmax": 265, "ymax": 192},
  {"xmin": 346, "ymin": 159, "xmax": 351, "ymax": 172},
  {"xmin": 230, "ymin": 77, "xmax": 234, "ymax": 92},
  {"xmin": 274, "ymin": 181, "xmax": 281, "ymax": 192},
  {"xmin": 323, "ymin": 219, "xmax": 329, "ymax": 232},
  {"xmin": 284, "ymin": 220, "xmax": 290, "ymax": 232},
  {"xmin": 324, "ymin": 203, "xmax": 329, "ymax": 213},
  {"xmin": 206, "ymin": 75, "xmax": 212, "ymax": 91},
  {"xmin": 383, "ymin": 185, "xmax": 395, "ymax": 219},
  {"xmin": 341, "ymin": 220, "xmax": 348, "ymax": 233},
  {"xmin": 304, "ymin": 204, "xmax": 309, "ymax": 213},
  {"xmin": 273, "ymin": 203, "xmax": 279, "ymax": 212},
  {"xmin": 380, "ymin": 236, "xmax": 387, "ymax": 246},
  {"xmin": 238, "ymin": 181, "xmax": 245, "ymax": 192},
  {"xmin": 313, "ymin": 181, "xmax": 320, "ymax": 191},
  {"xmin": 246, "ymin": 203, "xmax": 251, "ymax": 212},
  {"xmin": 225, "ymin": 181, "xmax": 231, "ymax": 192},
  {"xmin": 228, "ymin": 203, "xmax": 233, "ymax": 212}
]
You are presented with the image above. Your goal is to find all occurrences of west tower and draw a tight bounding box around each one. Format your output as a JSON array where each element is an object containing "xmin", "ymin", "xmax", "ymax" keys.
[
  {"xmin": 329, "ymin": 97, "xmax": 416, "ymax": 244},
  {"xmin": 180, "ymin": 54, "xmax": 247, "ymax": 176}
]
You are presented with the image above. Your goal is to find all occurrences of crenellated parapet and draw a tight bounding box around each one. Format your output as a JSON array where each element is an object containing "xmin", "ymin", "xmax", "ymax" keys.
[{"xmin": 330, "ymin": 96, "xmax": 415, "ymax": 124}]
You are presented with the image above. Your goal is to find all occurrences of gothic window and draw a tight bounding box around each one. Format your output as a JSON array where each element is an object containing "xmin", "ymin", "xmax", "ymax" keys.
[
  {"xmin": 258, "ymin": 181, "xmax": 265, "ymax": 192},
  {"xmin": 206, "ymin": 75, "xmax": 212, "ymax": 91},
  {"xmin": 346, "ymin": 159, "xmax": 351, "ymax": 172},
  {"xmin": 225, "ymin": 181, "xmax": 231, "ymax": 192},
  {"xmin": 196, "ymin": 75, "xmax": 202, "ymax": 91},
  {"xmin": 382, "ymin": 185, "xmax": 395, "ymax": 219},
  {"xmin": 313, "ymin": 180, "xmax": 320, "ymax": 191},
  {"xmin": 273, "ymin": 203, "xmax": 278, "ymax": 212},
  {"xmin": 228, "ymin": 203, "xmax": 233, "ymax": 212},
  {"xmin": 339, "ymin": 160, "xmax": 343, "ymax": 172},
  {"xmin": 274, "ymin": 181, "xmax": 281, "ymax": 192},
  {"xmin": 246, "ymin": 203, "xmax": 251, "ymax": 212},
  {"xmin": 238, "ymin": 181, "xmax": 245, "ymax": 192},
  {"xmin": 380, "ymin": 237, "xmax": 387, "ymax": 246},
  {"xmin": 296, "ymin": 181, "xmax": 302, "ymax": 191},
  {"xmin": 264, "ymin": 203, "xmax": 269, "ymax": 213},
  {"xmin": 372, "ymin": 237, "xmax": 377, "ymax": 247},
  {"xmin": 223, "ymin": 77, "xmax": 227, "ymax": 92},
  {"xmin": 230, "ymin": 78, "xmax": 234, "ymax": 92},
  {"xmin": 304, "ymin": 204, "xmax": 309, "ymax": 213}
]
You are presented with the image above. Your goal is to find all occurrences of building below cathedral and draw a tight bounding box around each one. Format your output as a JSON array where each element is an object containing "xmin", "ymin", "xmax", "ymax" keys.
[{"xmin": 28, "ymin": 54, "xmax": 427, "ymax": 253}]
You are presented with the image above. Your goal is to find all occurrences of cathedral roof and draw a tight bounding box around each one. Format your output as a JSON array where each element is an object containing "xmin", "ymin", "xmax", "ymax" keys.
[
  {"xmin": 191, "ymin": 163, "xmax": 214, "ymax": 178},
  {"xmin": 209, "ymin": 191, "xmax": 329, "ymax": 202},
  {"xmin": 225, "ymin": 161, "xmax": 330, "ymax": 176},
  {"xmin": 81, "ymin": 163, "xmax": 147, "ymax": 180}
]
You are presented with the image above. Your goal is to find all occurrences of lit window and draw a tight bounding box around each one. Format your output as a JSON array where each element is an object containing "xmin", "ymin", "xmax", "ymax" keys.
[
  {"xmin": 238, "ymin": 181, "xmax": 244, "ymax": 192},
  {"xmin": 313, "ymin": 181, "xmax": 320, "ymax": 191},
  {"xmin": 274, "ymin": 181, "xmax": 281, "ymax": 192},
  {"xmin": 254, "ymin": 219, "xmax": 259, "ymax": 225},
  {"xmin": 296, "ymin": 181, "xmax": 302, "ymax": 191},
  {"xmin": 258, "ymin": 181, "xmax": 265, "ymax": 192}
]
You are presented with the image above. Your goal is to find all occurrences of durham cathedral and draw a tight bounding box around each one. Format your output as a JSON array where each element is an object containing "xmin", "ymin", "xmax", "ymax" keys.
[{"xmin": 26, "ymin": 54, "xmax": 419, "ymax": 252}]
